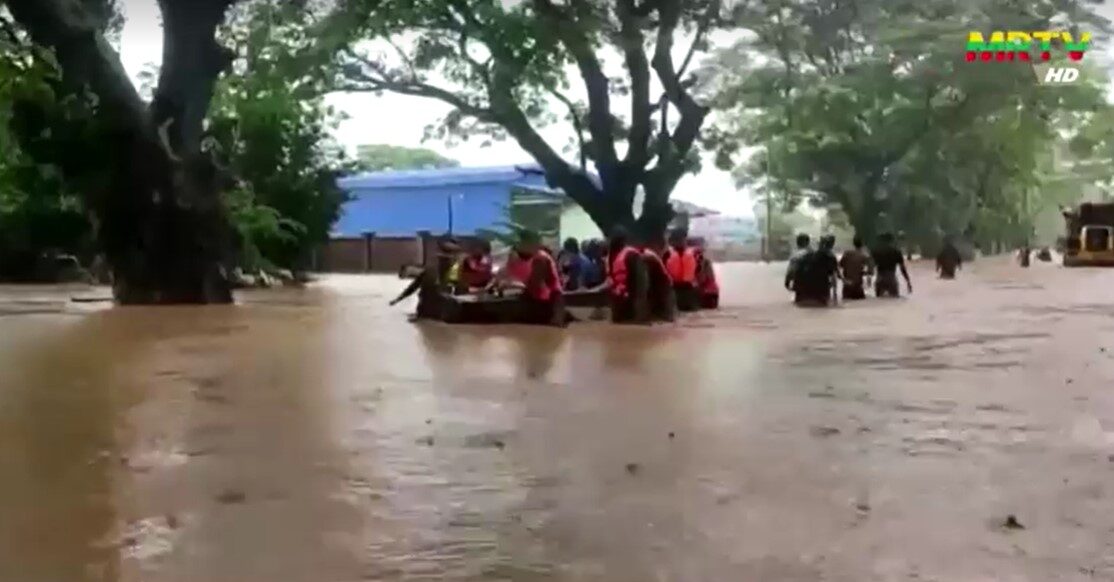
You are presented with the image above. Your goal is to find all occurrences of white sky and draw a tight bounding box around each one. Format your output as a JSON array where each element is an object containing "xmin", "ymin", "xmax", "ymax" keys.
[{"xmin": 115, "ymin": 0, "xmax": 751, "ymax": 217}]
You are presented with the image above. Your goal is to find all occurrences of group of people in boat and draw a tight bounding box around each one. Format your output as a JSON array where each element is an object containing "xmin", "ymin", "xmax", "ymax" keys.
[
  {"xmin": 784, "ymin": 232, "xmax": 964, "ymax": 306},
  {"xmin": 389, "ymin": 226, "xmax": 720, "ymax": 326}
]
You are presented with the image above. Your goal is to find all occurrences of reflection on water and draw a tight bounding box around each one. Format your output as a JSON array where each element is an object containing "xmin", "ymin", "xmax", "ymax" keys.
[{"xmin": 0, "ymin": 258, "xmax": 1113, "ymax": 581}]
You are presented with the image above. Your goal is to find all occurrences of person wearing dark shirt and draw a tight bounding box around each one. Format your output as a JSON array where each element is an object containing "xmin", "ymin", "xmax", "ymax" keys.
[
  {"xmin": 557, "ymin": 237, "xmax": 588, "ymax": 291},
  {"xmin": 785, "ymin": 233, "xmax": 812, "ymax": 293},
  {"xmin": 872, "ymin": 232, "xmax": 912, "ymax": 297},
  {"xmin": 839, "ymin": 235, "xmax": 872, "ymax": 300},
  {"xmin": 642, "ymin": 234, "xmax": 676, "ymax": 322},
  {"xmin": 936, "ymin": 236, "xmax": 962, "ymax": 279},
  {"xmin": 581, "ymin": 239, "xmax": 607, "ymax": 288},
  {"xmin": 799, "ymin": 234, "xmax": 839, "ymax": 306},
  {"xmin": 389, "ymin": 237, "xmax": 460, "ymax": 318}
]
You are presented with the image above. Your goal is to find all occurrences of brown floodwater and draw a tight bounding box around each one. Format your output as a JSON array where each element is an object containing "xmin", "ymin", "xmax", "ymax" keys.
[{"xmin": 1, "ymin": 258, "xmax": 1113, "ymax": 581}]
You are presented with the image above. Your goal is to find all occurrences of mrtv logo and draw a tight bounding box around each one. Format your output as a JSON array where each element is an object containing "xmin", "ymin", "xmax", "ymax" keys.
[{"xmin": 966, "ymin": 31, "xmax": 1091, "ymax": 85}]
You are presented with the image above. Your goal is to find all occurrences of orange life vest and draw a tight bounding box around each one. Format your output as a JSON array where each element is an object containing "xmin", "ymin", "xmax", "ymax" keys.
[
  {"xmin": 664, "ymin": 246, "xmax": 698, "ymax": 284},
  {"xmin": 528, "ymin": 249, "xmax": 562, "ymax": 302},
  {"xmin": 608, "ymin": 246, "xmax": 638, "ymax": 298}
]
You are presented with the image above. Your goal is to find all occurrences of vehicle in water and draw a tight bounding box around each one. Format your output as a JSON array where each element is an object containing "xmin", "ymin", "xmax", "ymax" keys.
[{"xmin": 1062, "ymin": 202, "xmax": 1114, "ymax": 267}]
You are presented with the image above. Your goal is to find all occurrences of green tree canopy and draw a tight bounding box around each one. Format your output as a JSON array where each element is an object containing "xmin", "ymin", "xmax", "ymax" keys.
[
  {"xmin": 324, "ymin": 0, "xmax": 730, "ymax": 238},
  {"xmin": 355, "ymin": 144, "xmax": 459, "ymax": 171},
  {"xmin": 705, "ymin": 0, "xmax": 1110, "ymax": 250}
]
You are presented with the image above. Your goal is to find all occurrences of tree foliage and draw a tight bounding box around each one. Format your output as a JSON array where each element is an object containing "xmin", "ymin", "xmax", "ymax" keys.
[
  {"xmin": 326, "ymin": 0, "xmax": 729, "ymax": 238},
  {"xmin": 208, "ymin": 0, "xmax": 353, "ymax": 272},
  {"xmin": 355, "ymin": 144, "xmax": 459, "ymax": 171},
  {"xmin": 706, "ymin": 0, "xmax": 1110, "ymax": 251}
]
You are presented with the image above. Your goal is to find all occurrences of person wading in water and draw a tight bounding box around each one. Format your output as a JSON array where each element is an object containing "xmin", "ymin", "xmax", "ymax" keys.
[
  {"xmin": 796, "ymin": 234, "xmax": 839, "ymax": 306},
  {"xmin": 936, "ymin": 236, "xmax": 962, "ymax": 279},
  {"xmin": 606, "ymin": 227, "xmax": 649, "ymax": 324},
  {"xmin": 839, "ymin": 235, "xmax": 872, "ymax": 300},
  {"xmin": 389, "ymin": 238, "xmax": 462, "ymax": 319},
  {"xmin": 872, "ymin": 232, "xmax": 912, "ymax": 297},
  {"xmin": 642, "ymin": 234, "xmax": 676, "ymax": 322},
  {"xmin": 784, "ymin": 233, "xmax": 812, "ymax": 299},
  {"xmin": 495, "ymin": 231, "xmax": 568, "ymax": 326},
  {"xmin": 663, "ymin": 227, "xmax": 699, "ymax": 312}
]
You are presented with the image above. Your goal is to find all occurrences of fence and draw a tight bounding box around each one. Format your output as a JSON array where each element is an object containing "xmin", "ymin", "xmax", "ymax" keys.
[{"xmin": 314, "ymin": 231, "xmax": 484, "ymax": 274}]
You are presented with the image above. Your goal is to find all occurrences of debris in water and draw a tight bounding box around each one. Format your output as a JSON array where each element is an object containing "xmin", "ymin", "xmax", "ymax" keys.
[
  {"xmin": 493, "ymin": 440, "xmax": 505, "ymax": 450},
  {"xmin": 165, "ymin": 514, "xmax": 179, "ymax": 529},
  {"xmin": 216, "ymin": 489, "xmax": 246, "ymax": 505},
  {"xmin": 417, "ymin": 436, "xmax": 435, "ymax": 446},
  {"xmin": 855, "ymin": 502, "xmax": 870, "ymax": 513},
  {"xmin": 810, "ymin": 426, "xmax": 841, "ymax": 438},
  {"xmin": 668, "ymin": 432, "xmax": 675, "ymax": 439},
  {"xmin": 425, "ymin": 418, "xmax": 432, "ymax": 425},
  {"xmin": 1003, "ymin": 515, "xmax": 1024, "ymax": 530},
  {"xmin": 1066, "ymin": 378, "xmax": 1073, "ymax": 384},
  {"xmin": 625, "ymin": 463, "xmax": 640, "ymax": 474}
]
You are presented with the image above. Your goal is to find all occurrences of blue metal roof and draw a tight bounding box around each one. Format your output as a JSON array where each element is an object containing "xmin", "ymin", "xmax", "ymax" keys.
[{"xmin": 338, "ymin": 164, "xmax": 547, "ymax": 190}]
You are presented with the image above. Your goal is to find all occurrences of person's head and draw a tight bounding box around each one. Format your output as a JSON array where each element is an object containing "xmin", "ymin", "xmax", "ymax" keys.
[
  {"xmin": 609, "ymin": 226, "xmax": 629, "ymax": 251},
  {"xmin": 467, "ymin": 238, "xmax": 489, "ymax": 258},
  {"xmin": 562, "ymin": 237, "xmax": 580, "ymax": 254},
  {"xmin": 852, "ymin": 235, "xmax": 863, "ymax": 249},
  {"xmin": 668, "ymin": 227, "xmax": 688, "ymax": 248},
  {"xmin": 820, "ymin": 234, "xmax": 835, "ymax": 251},
  {"xmin": 796, "ymin": 233, "xmax": 810, "ymax": 249},
  {"xmin": 687, "ymin": 236, "xmax": 705, "ymax": 250},
  {"xmin": 515, "ymin": 230, "xmax": 541, "ymax": 257},
  {"xmin": 879, "ymin": 232, "xmax": 895, "ymax": 246}
]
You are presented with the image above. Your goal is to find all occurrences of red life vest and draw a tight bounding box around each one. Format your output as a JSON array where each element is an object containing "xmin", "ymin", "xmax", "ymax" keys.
[
  {"xmin": 664, "ymin": 246, "xmax": 697, "ymax": 284},
  {"xmin": 527, "ymin": 249, "xmax": 562, "ymax": 302},
  {"xmin": 608, "ymin": 246, "xmax": 638, "ymax": 298},
  {"xmin": 505, "ymin": 253, "xmax": 531, "ymax": 284},
  {"xmin": 642, "ymin": 248, "xmax": 673, "ymax": 285},
  {"xmin": 460, "ymin": 255, "xmax": 493, "ymax": 288}
]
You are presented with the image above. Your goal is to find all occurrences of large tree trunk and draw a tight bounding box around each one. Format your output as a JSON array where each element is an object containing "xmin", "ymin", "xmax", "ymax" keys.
[{"xmin": 6, "ymin": 0, "xmax": 236, "ymax": 304}]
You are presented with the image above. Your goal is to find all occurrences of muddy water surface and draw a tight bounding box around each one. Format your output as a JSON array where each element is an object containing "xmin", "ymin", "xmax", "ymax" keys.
[{"xmin": 1, "ymin": 258, "xmax": 1113, "ymax": 581}]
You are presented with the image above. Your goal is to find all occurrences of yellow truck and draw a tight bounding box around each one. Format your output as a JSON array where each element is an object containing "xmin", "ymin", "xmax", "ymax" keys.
[{"xmin": 1062, "ymin": 202, "xmax": 1114, "ymax": 266}]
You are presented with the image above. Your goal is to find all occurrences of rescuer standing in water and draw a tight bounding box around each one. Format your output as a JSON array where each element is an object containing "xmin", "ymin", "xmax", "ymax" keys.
[
  {"xmin": 872, "ymin": 232, "xmax": 912, "ymax": 297},
  {"xmin": 839, "ymin": 235, "xmax": 872, "ymax": 300},
  {"xmin": 642, "ymin": 234, "xmax": 676, "ymax": 322},
  {"xmin": 936, "ymin": 236, "xmax": 962, "ymax": 279},
  {"xmin": 606, "ymin": 227, "xmax": 648, "ymax": 324},
  {"xmin": 663, "ymin": 227, "xmax": 699, "ymax": 312}
]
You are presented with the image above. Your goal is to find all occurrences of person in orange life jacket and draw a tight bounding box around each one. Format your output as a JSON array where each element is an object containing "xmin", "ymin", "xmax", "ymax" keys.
[
  {"xmin": 498, "ymin": 231, "xmax": 568, "ymax": 326},
  {"xmin": 641, "ymin": 234, "xmax": 676, "ymax": 322},
  {"xmin": 689, "ymin": 237, "xmax": 720, "ymax": 309},
  {"xmin": 457, "ymin": 238, "xmax": 494, "ymax": 293},
  {"xmin": 605, "ymin": 226, "xmax": 650, "ymax": 324},
  {"xmin": 663, "ymin": 227, "xmax": 699, "ymax": 312}
]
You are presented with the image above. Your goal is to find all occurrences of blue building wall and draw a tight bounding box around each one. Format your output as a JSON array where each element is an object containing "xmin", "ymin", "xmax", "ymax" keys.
[{"xmin": 333, "ymin": 165, "xmax": 549, "ymax": 237}]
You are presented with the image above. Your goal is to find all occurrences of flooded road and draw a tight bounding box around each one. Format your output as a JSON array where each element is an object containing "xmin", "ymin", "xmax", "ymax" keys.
[{"xmin": 1, "ymin": 258, "xmax": 1113, "ymax": 581}]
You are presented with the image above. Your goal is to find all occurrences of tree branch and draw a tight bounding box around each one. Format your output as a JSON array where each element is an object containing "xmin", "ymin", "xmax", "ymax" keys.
[
  {"xmin": 650, "ymin": 0, "xmax": 709, "ymax": 167},
  {"xmin": 533, "ymin": 0, "xmax": 618, "ymax": 167},
  {"xmin": 548, "ymin": 87, "xmax": 588, "ymax": 172},
  {"xmin": 618, "ymin": 0, "xmax": 652, "ymax": 169}
]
